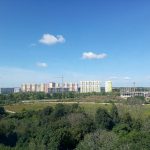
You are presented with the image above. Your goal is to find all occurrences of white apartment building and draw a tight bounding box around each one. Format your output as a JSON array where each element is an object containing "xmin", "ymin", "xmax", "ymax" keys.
[
  {"xmin": 80, "ymin": 81, "xmax": 101, "ymax": 93},
  {"xmin": 31, "ymin": 84, "xmax": 36, "ymax": 92},
  {"xmin": 48, "ymin": 82, "xmax": 56, "ymax": 88},
  {"xmin": 40, "ymin": 83, "xmax": 48, "ymax": 93},
  {"xmin": 63, "ymin": 83, "xmax": 69, "ymax": 88},
  {"xmin": 105, "ymin": 81, "xmax": 112, "ymax": 92},
  {"xmin": 55, "ymin": 83, "xmax": 60, "ymax": 88},
  {"xmin": 14, "ymin": 87, "xmax": 21, "ymax": 93},
  {"xmin": 21, "ymin": 82, "xmax": 79, "ymax": 93},
  {"xmin": 21, "ymin": 83, "xmax": 47, "ymax": 93},
  {"xmin": 36, "ymin": 84, "xmax": 41, "ymax": 92},
  {"xmin": 21, "ymin": 84, "xmax": 26, "ymax": 92},
  {"xmin": 26, "ymin": 84, "xmax": 31, "ymax": 92},
  {"xmin": 69, "ymin": 83, "xmax": 78, "ymax": 92}
]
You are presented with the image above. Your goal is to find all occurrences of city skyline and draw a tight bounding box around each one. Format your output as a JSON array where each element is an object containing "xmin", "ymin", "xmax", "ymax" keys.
[{"xmin": 1, "ymin": 0, "xmax": 150, "ymax": 87}]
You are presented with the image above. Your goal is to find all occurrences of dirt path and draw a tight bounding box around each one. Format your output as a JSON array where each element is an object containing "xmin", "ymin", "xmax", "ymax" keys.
[{"xmin": 5, "ymin": 110, "xmax": 16, "ymax": 114}]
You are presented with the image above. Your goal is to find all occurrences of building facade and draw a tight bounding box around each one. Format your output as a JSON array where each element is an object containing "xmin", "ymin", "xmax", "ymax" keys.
[
  {"xmin": 120, "ymin": 87, "xmax": 150, "ymax": 98},
  {"xmin": 21, "ymin": 82, "xmax": 79, "ymax": 93},
  {"xmin": 0, "ymin": 87, "xmax": 20, "ymax": 94},
  {"xmin": 69, "ymin": 83, "xmax": 78, "ymax": 92},
  {"xmin": 105, "ymin": 81, "xmax": 112, "ymax": 92},
  {"xmin": 80, "ymin": 81, "xmax": 101, "ymax": 93}
]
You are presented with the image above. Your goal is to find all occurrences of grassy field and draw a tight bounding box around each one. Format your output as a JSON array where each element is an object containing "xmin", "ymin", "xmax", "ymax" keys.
[
  {"xmin": 4, "ymin": 102, "xmax": 150, "ymax": 119},
  {"xmin": 4, "ymin": 102, "xmax": 111, "ymax": 115},
  {"xmin": 4, "ymin": 102, "xmax": 57, "ymax": 112}
]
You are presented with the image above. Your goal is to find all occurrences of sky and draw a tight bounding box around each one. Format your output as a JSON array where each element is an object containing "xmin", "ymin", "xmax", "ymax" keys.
[{"xmin": 0, "ymin": 0, "xmax": 150, "ymax": 87}]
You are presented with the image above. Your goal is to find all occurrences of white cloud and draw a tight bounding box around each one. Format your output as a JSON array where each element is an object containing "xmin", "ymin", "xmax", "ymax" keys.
[
  {"xmin": 39, "ymin": 33, "xmax": 65, "ymax": 45},
  {"xmin": 37, "ymin": 62, "xmax": 48, "ymax": 68},
  {"xmin": 82, "ymin": 52, "xmax": 107, "ymax": 59},
  {"xmin": 124, "ymin": 76, "xmax": 131, "ymax": 80}
]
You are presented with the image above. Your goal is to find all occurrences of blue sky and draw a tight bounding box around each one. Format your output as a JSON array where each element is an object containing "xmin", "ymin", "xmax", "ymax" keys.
[{"xmin": 0, "ymin": 0, "xmax": 150, "ymax": 87}]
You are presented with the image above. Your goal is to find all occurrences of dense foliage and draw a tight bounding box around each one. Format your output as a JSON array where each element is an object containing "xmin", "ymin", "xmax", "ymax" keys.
[
  {"xmin": 0, "ymin": 103, "xmax": 150, "ymax": 150},
  {"xmin": 0, "ymin": 92, "xmax": 77, "ymax": 105}
]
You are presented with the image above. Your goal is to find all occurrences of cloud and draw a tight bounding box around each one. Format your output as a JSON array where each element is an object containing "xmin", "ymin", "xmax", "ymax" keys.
[
  {"xmin": 82, "ymin": 52, "xmax": 107, "ymax": 59},
  {"xmin": 39, "ymin": 33, "xmax": 65, "ymax": 45},
  {"xmin": 37, "ymin": 62, "xmax": 48, "ymax": 68},
  {"xmin": 124, "ymin": 76, "xmax": 131, "ymax": 80}
]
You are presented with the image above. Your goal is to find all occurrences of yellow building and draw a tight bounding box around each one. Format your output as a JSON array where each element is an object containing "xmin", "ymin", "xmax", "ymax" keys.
[{"xmin": 105, "ymin": 81, "xmax": 112, "ymax": 92}]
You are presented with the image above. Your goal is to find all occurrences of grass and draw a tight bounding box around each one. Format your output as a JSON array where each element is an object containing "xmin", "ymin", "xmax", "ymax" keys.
[
  {"xmin": 4, "ymin": 102, "xmax": 56, "ymax": 112},
  {"xmin": 4, "ymin": 102, "xmax": 150, "ymax": 119},
  {"xmin": 4, "ymin": 102, "xmax": 111, "ymax": 113},
  {"xmin": 80, "ymin": 103, "xmax": 112, "ymax": 116}
]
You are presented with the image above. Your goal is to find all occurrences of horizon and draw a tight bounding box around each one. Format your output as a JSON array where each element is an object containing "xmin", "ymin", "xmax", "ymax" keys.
[{"xmin": 1, "ymin": 0, "xmax": 150, "ymax": 87}]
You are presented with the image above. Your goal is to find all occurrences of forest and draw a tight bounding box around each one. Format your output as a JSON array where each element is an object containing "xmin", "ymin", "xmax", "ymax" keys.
[{"xmin": 0, "ymin": 103, "xmax": 150, "ymax": 150}]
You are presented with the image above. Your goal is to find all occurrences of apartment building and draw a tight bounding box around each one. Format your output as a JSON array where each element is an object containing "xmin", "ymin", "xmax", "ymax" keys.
[
  {"xmin": 21, "ymin": 82, "xmax": 79, "ymax": 93},
  {"xmin": 80, "ymin": 81, "xmax": 101, "ymax": 93},
  {"xmin": 0, "ymin": 87, "xmax": 20, "ymax": 94},
  {"xmin": 69, "ymin": 83, "xmax": 78, "ymax": 92},
  {"xmin": 105, "ymin": 81, "xmax": 112, "ymax": 92},
  {"xmin": 21, "ymin": 83, "xmax": 47, "ymax": 93}
]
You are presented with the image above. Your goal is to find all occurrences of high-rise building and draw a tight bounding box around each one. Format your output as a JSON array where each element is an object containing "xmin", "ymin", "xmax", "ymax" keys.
[
  {"xmin": 69, "ymin": 83, "xmax": 78, "ymax": 92},
  {"xmin": 21, "ymin": 84, "xmax": 26, "ymax": 92},
  {"xmin": 80, "ymin": 81, "xmax": 101, "ymax": 93},
  {"xmin": 26, "ymin": 84, "xmax": 31, "ymax": 92},
  {"xmin": 21, "ymin": 82, "xmax": 79, "ymax": 93},
  {"xmin": 40, "ymin": 83, "xmax": 48, "ymax": 93},
  {"xmin": 31, "ymin": 84, "xmax": 36, "ymax": 92},
  {"xmin": 48, "ymin": 82, "xmax": 56, "ymax": 88},
  {"xmin": 105, "ymin": 81, "xmax": 112, "ymax": 92},
  {"xmin": 63, "ymin": 83, "xmax": 69, "ymax": 88},
  {"xmin": 0, "ymin": 88, "xmax": 14, "ymax": 94},
  {"xmin": 55, "ymin": 83, "xmax": 60, "ymax": 88},
  {"xmin": 21, "ymin": 84, "xmax": 38, "ymax": 92},
  {"xmin": 14, "ymin": 87, "xmax": 21, "ymax": 93}
]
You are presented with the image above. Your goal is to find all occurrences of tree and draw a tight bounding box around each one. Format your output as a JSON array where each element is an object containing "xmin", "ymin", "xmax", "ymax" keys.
[
  {"xmin": 142, "ymin": 117, "xmax": 150, "ymax": 133},
  {"xmin": 121, "ymin": 112, "xmax": 132, "ymax": 127},
  {"xmin": 76, "ymin": 130, "xmax": 118, "ymax": 150},
  {"xmin": 68, "ymin": 113, "xmax": 95, "ymax": 142},
  {"xmin": 95, "ymin": 108, "xmax": 114, "ymax": 130},
  {"xmin": 113, "ymin": 123, "xmax": 131, "ymax": 136},
  {"xmin": 40, "ymin": 106, "xmax": 53, "ymax": 116},
  {"xmin": 51, "ymin": 128, "xmax": 75, "ymax": 150},
  {"xmin": 0, "ymin": 106, "xmax": 6, "ymax": 118},
  {"xmin": 110, "ymin": 103, "xmax": 120, "ymax": 124},
  {"xmin": 116, "ymin": 131, "xmax": 150, "ymax": 150},
  {"xmin": 52, "ymin": 104, "xmax": 68, "ymax": 119},
  {"xmin": 127, "ymin": 96, "xmax": 145, "ymax": 105}
]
